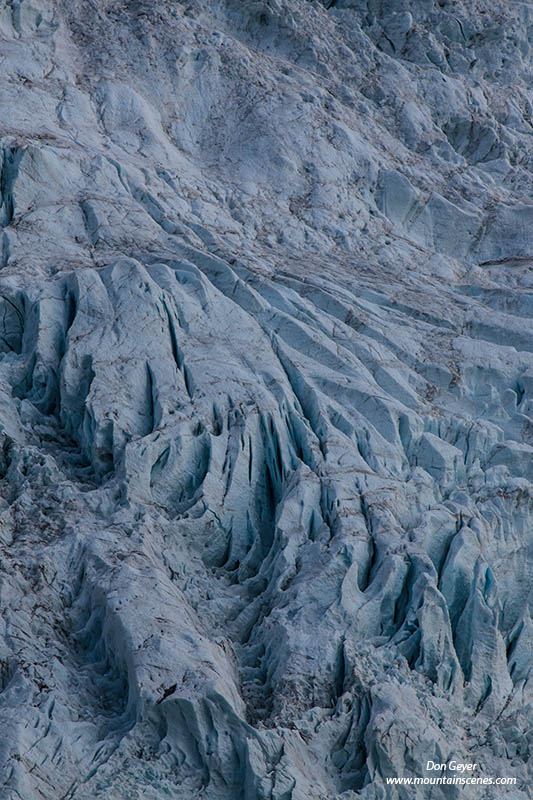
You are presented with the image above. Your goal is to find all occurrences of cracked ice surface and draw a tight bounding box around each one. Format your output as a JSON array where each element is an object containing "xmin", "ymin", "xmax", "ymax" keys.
[{"xmin": 0, "ymin": 0, "xmax": 532, "ymax": 798}]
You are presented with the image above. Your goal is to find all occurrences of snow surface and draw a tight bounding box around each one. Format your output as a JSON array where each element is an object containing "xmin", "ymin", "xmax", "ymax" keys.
[{"xmin": 0, "ymin": 0, "xmax": 532, "ymax": 797}]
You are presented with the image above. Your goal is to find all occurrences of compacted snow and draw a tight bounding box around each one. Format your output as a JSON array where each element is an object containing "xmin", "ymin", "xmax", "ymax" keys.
[{"xmin": 0, "ymin": 1, "xmax": 531, "ymax": 797}]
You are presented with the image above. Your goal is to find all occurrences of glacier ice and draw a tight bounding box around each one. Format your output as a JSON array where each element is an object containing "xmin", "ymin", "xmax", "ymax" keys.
[{"xmin": 0, "ymin": 0, "xmax": 531, "ymax": 797}]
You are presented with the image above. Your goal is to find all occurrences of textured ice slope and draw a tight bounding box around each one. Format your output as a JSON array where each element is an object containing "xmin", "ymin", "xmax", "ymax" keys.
[{"xmin": 0, "ymin": 1, "xmax": 532, "ymax": 798}]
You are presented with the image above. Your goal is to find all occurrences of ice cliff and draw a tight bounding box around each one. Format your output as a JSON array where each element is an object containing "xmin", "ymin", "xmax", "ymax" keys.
[{"xmin": 0, "ymin": 0, "xmax": 532, "ymax": 798}]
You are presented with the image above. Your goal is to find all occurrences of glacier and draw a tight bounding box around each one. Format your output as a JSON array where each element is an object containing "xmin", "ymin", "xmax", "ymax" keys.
[{"xmin": 0, "ymin": 0, "xmax": 532, "ymax": 797}]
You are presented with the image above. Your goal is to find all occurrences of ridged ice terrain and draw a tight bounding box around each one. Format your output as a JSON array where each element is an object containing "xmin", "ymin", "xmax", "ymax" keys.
[{"xmin": 0, "ymin": 1, "xmax": 532, "ymax": 798}]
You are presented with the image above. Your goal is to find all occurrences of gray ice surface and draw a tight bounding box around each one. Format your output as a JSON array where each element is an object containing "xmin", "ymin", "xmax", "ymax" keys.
[{"xmin": 0, "ymin": 1, "xmax": 532, "ymax": 798}]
